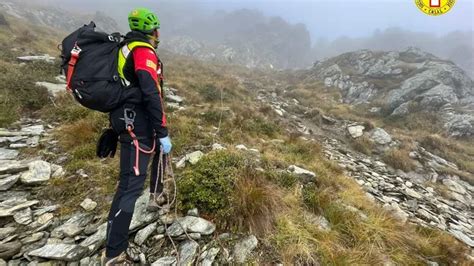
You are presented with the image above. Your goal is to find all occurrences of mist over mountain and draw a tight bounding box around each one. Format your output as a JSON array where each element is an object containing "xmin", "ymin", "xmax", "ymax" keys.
[
  {"xmin": 3, "ymin": 0, "xmax": 472, "ymax": 73},
  {"xmin": 312, "ymin": 28, "xmax": 474, "ymax": 77}
]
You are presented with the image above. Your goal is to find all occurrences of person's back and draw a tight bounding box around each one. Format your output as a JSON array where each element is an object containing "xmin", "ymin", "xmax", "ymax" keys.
[{"xmin": 102, "ymin": 8, "xmax": 172, "ymax": 265}]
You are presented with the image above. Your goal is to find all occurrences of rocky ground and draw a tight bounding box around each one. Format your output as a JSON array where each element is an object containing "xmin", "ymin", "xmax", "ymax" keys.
[
  {"xmin": 306, "ymin": 47, "xmax": 474, "ymax": 137},
  {"xmin": 256, "ymin": 86, "xmax": 474, "ymax": 251},
  {"xmin": 0, "ymin": 84, "xmax": 260, "ymax": 265}
]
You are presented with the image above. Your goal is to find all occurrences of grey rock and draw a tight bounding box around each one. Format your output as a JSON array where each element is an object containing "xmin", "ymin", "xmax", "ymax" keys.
[
  {"xmin": 178, "ymin": 240, "xmax": 199, "ymax": 266},
  {"xmin": 79, "ymin": 198, "xmax": 97, "ymax": 212},
  {"xmin": 20, "ymin": 232, "xmax": 45, "ymax": 245},
  {"xmin": 130, "ymin": 193, "xmax": 160, "ymax": 231},
  {"xmin": 200, "ymin": 247, "xmax": 220, "ymax": 266},
  {"xmin": 166, "ymin": 216, "xmax": 216, "ymax": 237},
  {"xmin": 0, "ymin": 161, "xmax": 29, "ymax": 175},
  {"xmin": 347, "ymin": 125, "xmax": 365, "ymax": 138},
  {"xmin": 51, "ymin": 213, "xmax": 93, "ymax": 238},
  {"xmin": 444, "ymin": 114, "xmax": 474, "ymax": 137},
  {"xmin": 79, "ymin": 257, "xmax": 91, "ymax": 266},
  {"xmin": 20, "ymin": 125, "xmax": 44, "ymax": 136},
  {"xmin": 37, "ymin": 213, "xmax": 54, "ymax": 225},
  {"xmin": 370, "ymin": 128, "xmax": 392, "ymax": 145},
  {"xmin": 0, "ymin": 149, "xmax": 18, "ymax": 160},
  {"xmin": 151, "ymin": 256, "xmax": 177, "ymax": 266},
  {"xmin": 17, "ymin": 55, "xmax": 55, "ymax": 63},
  {"xmin": 0, "ymin": 241, "xmax": 21, "ymax": 260},
  {"xmin": 0, "ymin": 228, "xmax": 16, "ymax": 241},
  {"xmin": 233, "ymin": 235, "xmax": 258, "ymax": 263},
  {"xmin": 383, "ymin": 203, "xmax": 409, "ymax": 223},
  {"xmin": 173, "ymin": 233, "xmax": 201, "ymax": 241},
  {"xmin": 185, "ymin": 151, "xmax": 204, "ymax": 165},
  {"xmin": 13, "ymin": 207, "xmax": 32, "ymax": 225},
  {"xmin": 28, "ymin": 243, "xmax": 89, "ymax": 261},
  {"xmin": 79, "ymin": 222, "xmax": 107, "ymax": 253},
  {"xmin": 165, "ymin": 94, "xmax": 184, "ymax": 104},
  {"xmin": 404, "ymin": 188, "xmax": 423, "ymax": 199},
  {"xmin": 235, "ymin": 144, "xmax": 248, "ymax": 150},
  {"xmin": 187, "ymin": 208, "xmax": 199, "ymax": 217},
  {"xmin": 0, "ymin": 199, "xmax": 39, "ymax": 217},
  {"xmin": 20, "ymin": 161, "xmax": 51, "ymax": 185},
  {"xmin": 449, "ymin": 229, "xmax": 474, "ymax": 247},
  {"xmin": 0, "ymin": 175, "xmax": 19, "ymax": 191},
  {"xmin": 287, "ymin": 165, "xmax": 316, "ymax": 183},
  {"xmin": 134, "ymin": 222, "xmax": 157, "ymax": 245},
  {"xmin": 211, "ymin": 143, "xmax": 226, "ymax": 151},
  {"xmin": 35, "ymin": 82, "xmax": 65, "ymax": 97}
]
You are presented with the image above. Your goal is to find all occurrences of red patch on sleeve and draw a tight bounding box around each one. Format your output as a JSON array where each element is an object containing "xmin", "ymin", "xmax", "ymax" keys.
[{"xmin": 133, "ymin": 47, "xmax": 158, "ymax": 79}]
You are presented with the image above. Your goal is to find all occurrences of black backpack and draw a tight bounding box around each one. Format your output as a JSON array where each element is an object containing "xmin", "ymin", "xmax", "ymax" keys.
[{"xmin": 60, "ymin": 22, "xmax": 124, "ymax": 113}]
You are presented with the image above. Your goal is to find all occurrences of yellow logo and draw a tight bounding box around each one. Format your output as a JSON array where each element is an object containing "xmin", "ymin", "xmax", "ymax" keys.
[
  {"xmin": 146, "ymin": 59, "xmax": 157, "ymax": 70},
  {"xmin": 415, "ymin": 0, "xmax": 456, "ymax": 16},
  {"xmin": 132, "ymin": 10, "xmax": 139, "ymax": 16}
]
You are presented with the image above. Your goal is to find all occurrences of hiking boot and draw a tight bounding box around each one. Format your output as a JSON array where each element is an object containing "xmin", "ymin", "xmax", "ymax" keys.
[
  {"xmin": 101, "ymin": 251, "xmax": 133, "ymax": 266},
  {"xmin": 147, "ymin": 193, "xmax": 166, "ymax": 211}
]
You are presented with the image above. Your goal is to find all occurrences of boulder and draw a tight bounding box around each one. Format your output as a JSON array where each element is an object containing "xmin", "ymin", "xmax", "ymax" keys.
[
  {"xmin": 51, "ymin": 213, "xmax": 93, "ymax": 238},
  {"xmin": 166, "ymin": 216, "xmax": 216, "ymax": 237},
  {"xmin": 287, "ymin": 165, "xmax": 316, "ymax": 182},
  {"xmin": 370, "ymin": 128, "xmax": 392, "ymax": 145},
  {"xmin": 0, "ymin": 148, "xmax": 18, "ymax": 160},
  {"xmin": 21, "ymin": 125, "xmax": 44, "ymax": 136},
  {"xmin": 151, "ymin": 256, "xmax": 177, "ymax": 266},
  {"xmin": 0, "ymin": 199, "xmax": 39, "ymax": 217},
  {"xmin": 178, "ymin": 240, "xmax": 199, "ymax": 266},
  {"xmin": 80, "ymin": 222, "xmax": 107, "ymax": 253},
  {"xmin": 0, "ymin": 241, "xmax": 21, "ymax": 260},
  {"xmin": 79, "ymin": 198, "xmax": 97, "ymax": 212},
  {"xmin": 0, "ymin": 174, "xmax": 19, "ymax": 191},
  {"xmin": 185, "ymin": 151, "xmax": 204, "ymax": 165},
  {"xmin": 28, "ymin": 243, "xmax": 89, "ymax": 261},
  {"xmin": 35, "ymin": 82, "xmax": 66, "ymax": 97},
  {"xmin": 165, "ymin": 94, "xmax": 184, "ymax": 104},
  {"xmin": 233, "ymin": 235, "xmax": 258, "ymax": 263},
  {"xmin": 20, "ymin": 160, "xmax": 51, "ymax": 185},
  {"xmin": 134, "ymin": 222, "xmax": 157, "ymax": 245},
  {"xmin": 13, "ymin": 207, "xmax": 32, "ymax": 225},
  {"xmin": 17, "ymin": 54, "xmax": 55, "ymax": 63},
  {"xmin": 199, "ymin": 247, "xmax": 220, "ymax": 266},
  {"xmin": 0, "ymin": 161, "xmax": 28, "ymax": 175},
  {"xmin": 347, "ymin": 125, "xmax": 365, "ymax": 138}
]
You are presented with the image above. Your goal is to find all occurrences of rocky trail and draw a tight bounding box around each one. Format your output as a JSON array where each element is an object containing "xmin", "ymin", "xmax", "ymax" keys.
[
  {"xmin": 256, "ymin": 87, "xmax": 474, "ymax": 250},
  {"xmin": 0, "ymin": 77, "xmax": 260, "ymax": 264}
]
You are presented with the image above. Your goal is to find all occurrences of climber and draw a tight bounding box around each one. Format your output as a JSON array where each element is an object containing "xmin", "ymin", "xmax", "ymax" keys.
[{"xmin": 102, "ymin": 8, "xmax": 171, "ymax": 265}]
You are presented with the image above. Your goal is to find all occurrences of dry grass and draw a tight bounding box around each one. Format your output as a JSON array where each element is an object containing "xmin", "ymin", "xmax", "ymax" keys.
[
  {"xmin": 350, "ymin": 135, "xmax": 375, "ymax": 155},
  {"xmin": 231, "ymin": 168, "xmax": 288, "ymax": 236},
  {"xmin": 382, "ymin": 148, "xmax": 416, "ymax": 172}
]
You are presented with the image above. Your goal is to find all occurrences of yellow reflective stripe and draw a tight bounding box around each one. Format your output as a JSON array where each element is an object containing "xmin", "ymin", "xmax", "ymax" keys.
[{"xmin": 117, "ymin": 41, "xmax": 156, "ymax": 81}]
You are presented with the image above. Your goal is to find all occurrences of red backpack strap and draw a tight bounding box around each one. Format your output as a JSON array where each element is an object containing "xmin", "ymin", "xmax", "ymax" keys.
[{"xmin": 66, "ymin": 43, "xmax": 82, "ymax": 92}]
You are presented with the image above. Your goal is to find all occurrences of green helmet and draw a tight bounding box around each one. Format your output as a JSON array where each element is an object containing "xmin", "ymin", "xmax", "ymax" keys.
[{"xmin": 128, "ymin": 8, "xmax": 160, "ymax": 33}]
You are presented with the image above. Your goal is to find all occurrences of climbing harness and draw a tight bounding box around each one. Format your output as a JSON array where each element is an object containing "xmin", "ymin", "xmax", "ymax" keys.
[{"xmin": 123, "ymin": 107, "xmax": 156, "ymax": 176}]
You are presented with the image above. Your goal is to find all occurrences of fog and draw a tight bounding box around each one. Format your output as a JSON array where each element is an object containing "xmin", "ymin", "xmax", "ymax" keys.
[{"xmin": 21, "ymin": 0, "xmax": 474, "ymax": 72}]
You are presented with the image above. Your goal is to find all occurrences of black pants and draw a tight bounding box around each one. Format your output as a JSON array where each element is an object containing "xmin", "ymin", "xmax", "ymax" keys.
[{"xmin": 105, "ymin": 105, "xmax": 164, "ymax": 258}]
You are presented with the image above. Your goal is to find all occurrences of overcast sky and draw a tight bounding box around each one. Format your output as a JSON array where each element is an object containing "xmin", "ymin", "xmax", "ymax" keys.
[{"xmin": 35, "ymin": 0, "xmax": 474, "ymax": 40}]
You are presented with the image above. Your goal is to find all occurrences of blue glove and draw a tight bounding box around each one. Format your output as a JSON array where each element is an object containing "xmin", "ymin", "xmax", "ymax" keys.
[{"xmin": 159, "ymin": 136, "xmax": 172, "ymax": 154}]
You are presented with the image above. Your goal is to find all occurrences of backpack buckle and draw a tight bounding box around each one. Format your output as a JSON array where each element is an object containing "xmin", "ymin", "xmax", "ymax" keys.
[{"xmin": 124, "ymin": 108, "xmax": 136, "ymax": 131}]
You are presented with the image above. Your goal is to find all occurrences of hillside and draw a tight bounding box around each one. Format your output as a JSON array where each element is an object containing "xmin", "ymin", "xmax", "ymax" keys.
[{"xmin": 0, "ymin": 12, "xmax": 473, "ymax": 265}]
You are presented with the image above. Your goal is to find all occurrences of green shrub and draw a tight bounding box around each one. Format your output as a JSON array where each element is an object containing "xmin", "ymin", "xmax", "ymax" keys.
[{"xmin": 177, "ymin": 151, "xmax": 245, "ymax": 219}]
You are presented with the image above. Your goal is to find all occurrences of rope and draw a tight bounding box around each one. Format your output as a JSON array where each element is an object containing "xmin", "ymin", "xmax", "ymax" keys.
[
  {"xmin": 152, "ymin": 150, "xmax": 201, "ymax": 265},
  {"xmin": 212, "ymin": 85, "xmax": 225, "ymax": 144}
]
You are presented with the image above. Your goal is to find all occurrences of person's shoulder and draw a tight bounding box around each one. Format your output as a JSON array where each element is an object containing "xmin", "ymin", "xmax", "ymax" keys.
[{"xmin": 133, "ymin": 46, "xmax": 157, "ymax": 58}]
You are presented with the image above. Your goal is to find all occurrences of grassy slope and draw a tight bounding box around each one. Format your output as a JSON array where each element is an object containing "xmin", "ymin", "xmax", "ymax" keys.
[{"xmin": 0, "ymin": 15, "xmax": 470, "ymax": 264}]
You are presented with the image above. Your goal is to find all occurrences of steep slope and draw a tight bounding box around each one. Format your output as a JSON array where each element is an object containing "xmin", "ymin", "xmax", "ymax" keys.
[
  {"xmin": 0, "ymin": 15, "xmax": 472, "ymax": 265},
  {"xmin": 0, "ymin": 0, "xmax": 120, "ymax": 33},
  {"xmin": 304, "ymin": 47, "xmax": 474, "ymax": 137}
]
